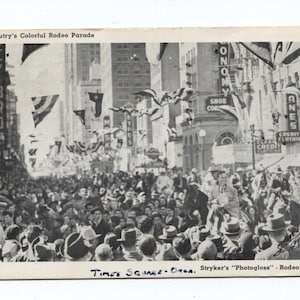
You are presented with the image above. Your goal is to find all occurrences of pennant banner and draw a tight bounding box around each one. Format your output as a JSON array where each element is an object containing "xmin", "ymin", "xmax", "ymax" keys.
[
  {"xmin": 55, "ymin": 141, "xmax": 62, "ymax": 154},
  {"xmin": 240, "ymin": 42, "xmax": 274, "ymax": 68},
  {"xmin": 215, "ymin": 105, "xmax": 238, "ymax": 121},
  {"xmin": 31, "ymin": 94, "xmax": 59, "ymax": 127},
  {"xmin": 88, "ymin": 92, "xmax": 103, "ymax": 117},
  {"xmin": 133, "ymin": 89, "xmax": 161, "ymax": 106},
  {"xmin": 28, "ymin": 148, "xmax": 37, "ymax": 156},
  {"xmin": 21, "ymin": 44, "xmax": 48, "ymax": 64},
  {"xmin": 73, "ymin": 109, "xmax": 86, "ymax": 126}
]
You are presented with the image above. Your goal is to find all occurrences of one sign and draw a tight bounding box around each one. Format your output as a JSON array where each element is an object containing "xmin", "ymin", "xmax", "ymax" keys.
[
  {"xmin": 126, "ymin": 113, "xmax": 133, "ymax": 147},
  {"xmin": 276, "ymin": 131, "xmax": 300, "ymax": 143},
  {"xmin": 145, "ymin": 147, "xmax": 160, "ymax": 160},
  {"xmin": 219, "ymin": 43, "xmax": 230, "ymax": 96},
  {"xmin": 103, "ymin": 115, "xmax": 111, "ymax": 148},
  {"xmin": 255, "ymin": 140, "xmax": 281, "ymax": 154},
  {"xmin": 205, "ymin": 95, "xmax": 231, "ymax": 112},
  {"xmin": 0, "ymin": 44, "xmax": 7, "ymax": 146},
  {"xmin": 286, "ymin": 93, "xmax": 299, "ymax": 131}
]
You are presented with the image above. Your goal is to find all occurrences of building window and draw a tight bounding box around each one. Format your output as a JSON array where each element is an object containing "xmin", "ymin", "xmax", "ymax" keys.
[
  {"xmin": 184, "ymin": 136, "xmax": 188, "ymax": 145},
  {"xmin": 194, "ymin": 134, "xmax": 198, "ymax": 144},
  {"xmin": 124, "ymin": 81, "xmax": 129, "ymax": 87},
  {"xmin": 216, "ymin": 132, "xmax": 235, "ymax": 146},
  {"xmin": 134, "ymin": 44, "xmax": 140, "ymax": 48},
  {"xmin": 134, "ymin": 82, "xmax": 142, "ymax": 87},
  {"xmin": 117, "ymin": 82, "xmax": 123, "ymax": 87},
  {"xmin": 189, "ymin": 135, "xmax": 193, "ymax": 145}
]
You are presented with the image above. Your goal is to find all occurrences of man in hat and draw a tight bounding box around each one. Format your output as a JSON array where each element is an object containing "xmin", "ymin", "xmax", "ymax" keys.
[
  {"xmin": 207, "ymin": 170, "xmax": 240, "ymax": 231},
  {"xmin": 255, "ymin": 213, "xmax": 289, "ymax": 260},
  {"xmin": 188, "ymin": 168, "xmax": 202, "ymax": 185},
  {"xmin": 156, "ymin": 225, "xmax": 180, "ymax": 261},
  {"xmin": 115, "ymin": 228, "xmax": 142, "ymax": 261},
  {"xmin": 80, "ymin": 226, "xmax": 101, "ymax": 258},
  {"xmin": 267, "ymin": 167, "xmax": 284, "ymax": 213},
  {"xmin": 63, "ymin": 232, "xmax": 92, "ymax": 261},
  {"xmin": 172, "ymin": 235, "xmax": 193, "ymax": 260}
]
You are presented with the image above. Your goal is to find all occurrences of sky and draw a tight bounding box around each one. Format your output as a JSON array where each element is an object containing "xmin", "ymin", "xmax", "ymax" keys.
[{"xmin": 6, "ymin": 44, "xmax": 65, "ymax": 166}]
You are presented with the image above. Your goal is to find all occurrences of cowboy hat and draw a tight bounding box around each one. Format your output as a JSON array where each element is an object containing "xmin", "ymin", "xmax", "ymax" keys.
[{"xmin": 263, "ymin": 213, "xmax": 289, "ymax": 232}]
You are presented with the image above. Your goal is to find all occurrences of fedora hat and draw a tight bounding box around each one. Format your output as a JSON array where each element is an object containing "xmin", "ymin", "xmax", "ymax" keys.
[
  {"xmin": 117, "ymin": 228, "xmax": 137, "ymax": 243},
  {"xmin": 64, "ymin": 232, "xmax": 89, "ymax": 260},
  {"xmin": 158, "ymin": 225, "xmax": 180, "ymax": 241},
  {"xmin": 263, "ymin": 213, "xmax": 289, "ymax": 232},
  {"xmin": 199, "ymin": 225, "xmax": 210, "ymax": 242},
  {"xmin": 221, "ymin": 217, "xmax": 241, "ymax": 236},
  {"xmin": 80, "ymin": 226, "xmax": 101, "ymax": 241}
]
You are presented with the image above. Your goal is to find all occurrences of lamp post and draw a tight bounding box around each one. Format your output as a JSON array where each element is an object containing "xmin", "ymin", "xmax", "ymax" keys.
[
  {"xmin": 199, "ymin": 129, "xmax": 206, "ymax": 171},
  {"xmin": 250, "ymin": 124, "xmax": 256, "ymax": 170}
]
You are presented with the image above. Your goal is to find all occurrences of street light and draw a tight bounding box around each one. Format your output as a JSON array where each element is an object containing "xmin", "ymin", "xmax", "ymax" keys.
[{"xmin": 199, "ymin": 129, "xmax": 206, "ymax": 171}]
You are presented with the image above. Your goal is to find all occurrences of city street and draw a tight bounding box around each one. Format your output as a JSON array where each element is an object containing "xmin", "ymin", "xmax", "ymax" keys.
[{"xmin": 0, "ymin": 41, "xmax": 300, "ymax": 262}]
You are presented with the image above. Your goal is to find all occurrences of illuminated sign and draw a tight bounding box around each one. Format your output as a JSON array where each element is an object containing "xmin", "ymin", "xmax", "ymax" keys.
[
  {"xmin": 219, "ymin": 43, "xmax": 230, "ymax": 97},
  {"xmin": 286, "ymin": 93, "xmax": 299, "ymax": 131},
  {"xmin": 103, "ymin": 115, "xmax": 111, "ymax": 148},
  {"xmin": 126, "ymin": 113, "xmax": 133, "ymax": 147}
]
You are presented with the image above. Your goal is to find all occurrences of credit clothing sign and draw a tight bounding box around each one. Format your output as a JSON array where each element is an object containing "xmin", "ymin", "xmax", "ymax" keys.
[
  {"xmin": 255, "ymin": 140, "xmax": 281, "ymax": 153},
  {"xmin": 276, "ymin": 131, "xmax": 300, "ymax": 143}
]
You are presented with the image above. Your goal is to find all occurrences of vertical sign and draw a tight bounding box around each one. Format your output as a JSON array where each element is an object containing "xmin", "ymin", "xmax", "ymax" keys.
[
  {"xmin": 286, "ymin": 93, "xmax": 299, "ymax": 131},
  {"xmin": 218, "ymin": 43, "xmax": 230, "ymax": 97},
  {"xmin": 103, "ymin": 115, "xmax": 111, "ymax": 148},
  {"xmin": 126, "ymin": 113, "xmax": 133, "ymax": 147},
  {"xmin": 0, "ymin": 44, "xmax": 7, "ymax": 146}
]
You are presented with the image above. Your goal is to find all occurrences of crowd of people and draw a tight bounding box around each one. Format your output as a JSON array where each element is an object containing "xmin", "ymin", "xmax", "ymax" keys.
[{"xmin": 0, "ymin": 164, "xmax": 300, "ymax": 262}]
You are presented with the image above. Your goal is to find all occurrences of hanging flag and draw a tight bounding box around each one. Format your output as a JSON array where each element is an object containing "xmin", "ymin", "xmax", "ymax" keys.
[
  {"xmin": 173, "ymin": 88, "xmax": 194, "ymax": 104},
  {"xmin": 273, "ymin": 42, "xmax": 283, "ymax": 65},
  {"xmin": 215, "ymin": 105, "xmax": 238, "ymax": 121},
  {"xmin": 282, "ymin": 42, "xmax": 300, "ymax": 64},
  {"xmin": 88, "ymin": 92, "xmax": 103, "ymax": 117},
  {"xmin": 66, "ymin": 145, "xmax": 75, "ymax": 153},
  {"xmin": 73, "ymin": 110, "xmax": 86, "ymax": 126},
  {"xmin": 145, "ymin": 43, "xmax": 168, "ymax": 65},
  {"xmin": 31, "ymin": 94, "xmax": 59, "ymax": 127},
  {"xmin": 133, "ymin": 89, "xmax": 161, "ymax": 106},
  {"xmin": 239, "ymin": 42, "xmax": 273, "ymax": 68},
  {"xmin": 166, "ymin": 127, "xmax": 177, "ymax": 139},
  {"xmin": 28, "ymin": 148, "xmax": 37, "ymax": 156},
  {"xmin": 29, "ymin": 157, "xmax": 37, "ymax": 168},
  {"xmin": 55, "ymin": 141, "xmax": 62, "ymax": 154},
  {"xmin": 89, "ymin": 141, "xmax": 103, "ymax": 153},
  {"xmin": 21, "ymin": 44, "xmax": 48, "ymax": 64},
  {"xmin": 74, "ymin": 141, "xmax": 88, "ymax": 154}
]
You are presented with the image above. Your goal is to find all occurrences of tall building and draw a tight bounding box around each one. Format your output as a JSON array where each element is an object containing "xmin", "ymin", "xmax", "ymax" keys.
[
  {"xmin": 179, "ymin": 43, "xmax": 238, "ymax": 172},
  {"xmin": 64, "ymin": 44, "xmax": 101, "ymax": 145},
  {"xmin": 100, "ymin": 43, "xmax": 151, "ymax": 128},
  {"xmin": 148, "ymin": 43, "xmax": 182, "ymax": 169}
]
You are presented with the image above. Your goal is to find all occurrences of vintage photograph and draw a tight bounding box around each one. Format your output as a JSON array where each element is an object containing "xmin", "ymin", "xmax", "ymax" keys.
[{"xmin": 1, "ymin": 35, "xmax": 300, "ymax": 271}]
